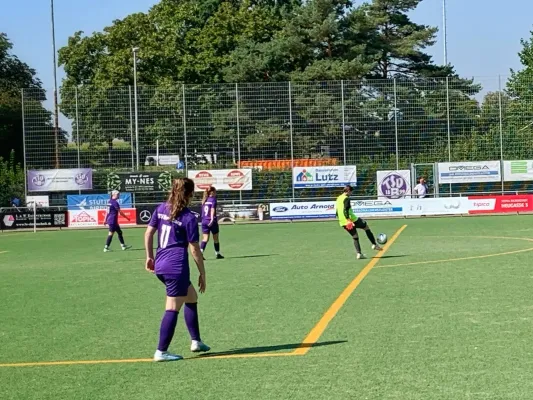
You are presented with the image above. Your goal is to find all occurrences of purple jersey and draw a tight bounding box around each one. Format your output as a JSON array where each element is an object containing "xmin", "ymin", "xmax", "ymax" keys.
[
  {"xmin": 148, "ymin": 203, "xmax": 199, "ymax": 275},
  {"xmin": 106, "ymin": 199, "xmax": 120, "ymax": 225},
  {"xmin": 202, "ymin": 196, "xmax": 217, "ymax": 223}
]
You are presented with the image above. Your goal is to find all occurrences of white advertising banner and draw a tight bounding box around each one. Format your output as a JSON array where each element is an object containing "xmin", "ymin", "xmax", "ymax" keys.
[
  {"xmin": 402, "ymin": 197, "xmax": 470, "ymax": 216},
  {"xmin": 68, "ymin": 210, "xmax": 99, "ymax": 227},
  {"xmin": 292, "ymin": 166, "xmax": 357, "ymax": 189},
  {"xmin": 503, "ymin": 160, "xmax": 533, "ymax": 182},
  {"xmin": 437, "ymin": 161, "xmax": 501, "ymax": 184},
  {"xmin": 26, "ymin": 196, "xmax": 50, "ymax": 207},
  {"xmin": 377, "ymin": 170, "xmax": 411, "ymax": 199},
  {"xmin": 188, "ymin": 169, "xmax": 253, "ymax": 191},
  {"xmin": 269, "ymin": 199, "xmax": 403, "ymax": 220}
]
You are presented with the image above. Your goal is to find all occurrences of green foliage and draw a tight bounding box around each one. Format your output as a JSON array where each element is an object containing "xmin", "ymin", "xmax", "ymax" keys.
[{"xmin": 0, "ymin": 150, "xmax": 24, "ymax": 207}]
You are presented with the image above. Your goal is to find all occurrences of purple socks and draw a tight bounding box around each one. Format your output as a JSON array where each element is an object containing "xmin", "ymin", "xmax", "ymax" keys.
[
  {"xmin": 157, "ymin": 310, "xmax": 178, "ymax": 351},
  {"xmin": 184, "ymin": 303, "xmax": 201, "ymax": 341}
]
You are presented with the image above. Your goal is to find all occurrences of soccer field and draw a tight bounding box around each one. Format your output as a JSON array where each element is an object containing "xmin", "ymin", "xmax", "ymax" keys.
[{"xmin": 2, "ymin": 215, "xmax": 533, "ymax": 399}]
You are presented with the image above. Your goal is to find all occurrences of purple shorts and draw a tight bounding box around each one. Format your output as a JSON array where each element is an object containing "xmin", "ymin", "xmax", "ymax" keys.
[
  {"xmin": 156, "ymin": 274, "xmax": 191, "ymax": 297},
  {"xmin": 202, "ymin": 221, "xmax": 219, "ymax": 235},
  {"xmin": 108, "ymin": 224, "xmax": 122, "ymax": 234}
]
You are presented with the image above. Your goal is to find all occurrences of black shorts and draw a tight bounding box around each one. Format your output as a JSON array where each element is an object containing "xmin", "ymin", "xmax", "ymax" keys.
[{"xmin": 343, "ymin": 218, "xmax": 367, "ymax": 236}]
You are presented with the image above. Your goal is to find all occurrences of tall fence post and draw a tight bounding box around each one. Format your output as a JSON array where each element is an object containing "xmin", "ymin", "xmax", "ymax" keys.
[
  {"xmin": 446, "ymin": 75, "xmax": 452, "ymax": 195},
  {"xmin": 75, "ymin": 87, "xmax": 82, "ymax": 194},
  {"xmin": 236, "ymin": 83, "xmax": 242, "ymax": 203},
  {"xmin": 499, "ymin": 75, "xmax": 504, "ymax": 194},
  {"xmin": 182, "ymin": 84, "xmax": 188, "ymax": 174},
  {"xmin": 341, "ymin": 80, "xmax": 346, "ymax": 166},
  {"xmin": 75, "ymin": 87, "xmax": 81, "ymax": 170},
  {"xmin": 128, "ymin": 86, "xmax": 135, "ymax": 171},
  {"xmin": 288, "ymin": 81, "xmax": 295, "ymax": 201},
  {"xmin": 21, "ymin": 89, "xmax": 27, "ymax": 201},
  {"xmin": 393, "ymin": 78, "xmax": 399, "ymax": 170}
]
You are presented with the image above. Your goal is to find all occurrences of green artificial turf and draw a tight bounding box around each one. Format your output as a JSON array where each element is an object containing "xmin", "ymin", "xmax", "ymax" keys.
[{"xmin": 1, "ymin": 215, "xmax": 533, "ymax": 399}]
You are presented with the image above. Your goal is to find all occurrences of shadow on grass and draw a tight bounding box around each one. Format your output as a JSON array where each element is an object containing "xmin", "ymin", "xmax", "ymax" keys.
[
  {"xmin": 224, "ymin": 254, "xmax": 279, "ymax": 260},
  {"xmin": 194, "ymin": 340, "xmax": 347, "ymax": 358},
  {"xmin": 374, "ymin": 254, "xmax": 407, "ymax": 259}
]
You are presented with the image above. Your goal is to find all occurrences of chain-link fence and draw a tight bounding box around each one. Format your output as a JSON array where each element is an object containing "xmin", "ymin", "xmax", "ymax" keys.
[{"xmin": 21, "ymin": 76, "xmax": 533, "ymax": 205}]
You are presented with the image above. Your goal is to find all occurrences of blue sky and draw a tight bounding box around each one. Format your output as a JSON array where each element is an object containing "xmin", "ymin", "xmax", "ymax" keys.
[{"xmin": 1, "ymin": 0, "xmax": 533, "ymax": 131}]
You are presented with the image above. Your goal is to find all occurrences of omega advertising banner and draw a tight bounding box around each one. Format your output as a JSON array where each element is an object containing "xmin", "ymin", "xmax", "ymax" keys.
[{"xmin": 437, "ymin": 161, "xmax": 501, "ymax": 184}]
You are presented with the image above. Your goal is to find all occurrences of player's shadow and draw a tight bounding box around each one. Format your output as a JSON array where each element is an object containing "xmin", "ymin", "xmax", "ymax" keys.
[
  {"xmin": 225, "ymin": 254, "xmax": 278, "ymax": 260},
  {"xmin": 373, "ymin": 254, "xmax": 407, "ymax": 259},
  {"xmin": 194, "ymin": 340, "xmax": 347, "ymax": 358}
]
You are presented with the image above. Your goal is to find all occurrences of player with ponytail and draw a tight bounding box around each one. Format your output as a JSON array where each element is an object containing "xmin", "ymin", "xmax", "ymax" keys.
[
  {"xmin": 144, "ymin": 178, "xmax": 210, "ymax": 361},
  {"xmin": 200, "ymin": 186, "xmax": 224, "ymax": 259}
]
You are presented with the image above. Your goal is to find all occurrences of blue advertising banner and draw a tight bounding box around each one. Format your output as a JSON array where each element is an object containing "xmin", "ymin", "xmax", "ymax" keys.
[{"xmin": 67, "ymin": 193, "xmax": 133, "ymax": 210}]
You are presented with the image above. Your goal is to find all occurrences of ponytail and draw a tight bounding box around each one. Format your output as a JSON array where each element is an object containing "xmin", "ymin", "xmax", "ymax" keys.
[
  {"xmin": 168, "ymin": 178, "xmax": 195, "ymax": 220},
  {"xmin": 202, "ymin": 186, "xmax": 216, "ymax": 204}
]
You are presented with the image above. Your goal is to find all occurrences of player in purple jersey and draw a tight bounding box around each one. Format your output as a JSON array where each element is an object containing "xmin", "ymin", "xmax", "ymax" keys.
[
  {"xmin": 144, "ymin": 178, "xmax": 210, "ymax": 362},
  {"xmin": 200, "ymin": 186, "xmax": 224, "ymax": 259},
  {"xmin": 103, "ymin": 190, "xmax": 131, "ymax": 252}
]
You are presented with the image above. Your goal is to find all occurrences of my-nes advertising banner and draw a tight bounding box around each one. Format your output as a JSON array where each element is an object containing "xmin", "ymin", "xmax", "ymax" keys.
[
  {"xmin": 27, "ymin": 169, "xmax": 93, "ymax": 192},
  {"xmin": 503, "ymin": 160, "xmax": 533, "ymax": 182},
  {"xmin": 437, "ymin": 161, "xmax": 501, "ymax": 183},
  {"xmin": 107, "ymin": 172, "xmax": 172, "ymax": 193},
  {"xmin": 292, "ymin": 166, "xmax": 357, "ymax": 189},
  {"xmin": 188, "ymin": 169, "xmax": 253, "ymax": 191},
  {"xmin": 67, "ymin": 194, "xmax": 133, "ymax": 210},
  {"xmin": 376, "ymin": 170, "xmax": 411, "ymax": 199}
]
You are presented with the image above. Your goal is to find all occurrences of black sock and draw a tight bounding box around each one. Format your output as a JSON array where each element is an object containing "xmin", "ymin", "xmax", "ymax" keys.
[
  {"xmin": 105, "ymin": 235, "xmax": 112, "ymax": 247},
  {"xmin": 118, "ymin": 232, "xmax": 125, "ymax": 245},
  {"xmin": 365, "ymin": 230, "xmax": 376, "ymax": 245},
  {"xmin": 353, "ymin": 237, "xmax": 362, "ymax": 254},
  {"xmin": 214, "ymin": 242, "xmax": 220, "ymax": 253}
]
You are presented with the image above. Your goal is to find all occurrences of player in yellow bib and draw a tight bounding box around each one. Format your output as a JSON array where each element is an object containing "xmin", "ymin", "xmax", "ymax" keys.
[{"xmin": 335, "ymin": 185, "xmax": 382, "ymax": 259}]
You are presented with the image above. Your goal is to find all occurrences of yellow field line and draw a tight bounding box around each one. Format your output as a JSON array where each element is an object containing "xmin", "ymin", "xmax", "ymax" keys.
[
  {"xmin": 0, "ymin": 251, "xmax": 8, "ymax": 255},
  {"xmin": 0, "ymin": 351, "xmax": 298, "ymax": 368},
  {"xmin": 376, "ymin": 235, "xmax": 533, "ymax": 269},
  {"xmin": 292, "ymin": 224, "xmax": 407, "ymax": 356}
]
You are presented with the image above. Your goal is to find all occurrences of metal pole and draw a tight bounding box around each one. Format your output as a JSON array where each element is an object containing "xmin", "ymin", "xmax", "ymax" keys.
[
  {"xmin": 51, "ymin": 0, "xmax": 60, "ymax": 168},
  {"xmin": 393, "ymin": 78, "xmax": 399, "ymax": 170},
  {"xmin": 289, "ymin": 82, "xmax": 295, "ymax": 201},
  {"xmin": 499, "ymin": 75, "xmax": 504, "ymax": 193},
  {"xmin": 341, "ymin": 80, "xmax": 346, "ymax": 165},
  {"xmin": 236, "ymin": 83, "xmax": 242, "ymax": 203},
  {"xmin": 443, "ymin": 0, "xmax": 448, "ymax": 65},
  {"xmin": 446, "ymin": 75, "xmax": 452, "ymax": 195},
  {"xmin": 182, "ymin": 84, "xmax": 188, "ymax": 174},
  {"xmin": 156, "ymin": 139, "xmax": 159, "ymax": 166},
  {"xmin": 75, "ymin": 87, "xmax": 81, "ymax": 169},
  {"xmin": 21, "ymin": 89, "xmax": 27, "ymax": 202},
  {"xmin": 128, "ymin": 86, "xmax": 134, "ymax": 171},
  {"xmin": 132, "ymin": 47, "xmax": 140, "ymax": 170}
]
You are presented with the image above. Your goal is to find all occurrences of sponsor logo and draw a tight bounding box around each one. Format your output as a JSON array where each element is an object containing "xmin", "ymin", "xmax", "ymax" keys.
[
  {"xmin": 295, "ymin": 169, "xmax": 314, "ymax": 182},
  {"xmin": 352, "ymin": 200, "xmax": 392, "ymax": 207},
  {"xmin": 444, "ymin": 200, "xmax": 462, "ymax": 209},
  {"xmin": 3, "ymin": 215, "xmax": 15, "ymax": 227},
  {"xmin": 224, "ymin": 170, "xmax": 247, "ymax": 189},
  {"xmin": 379, "ymin": 173, "xmax": 408, "ymax": 199},
  {"xmin": 139, "ymin": 210, "xmax": 151, "ymax": 222},
  {"xmin": 449, "ymin": 165, "xmax": 489, "ymax": 171},
  {"xmin": 273, "ymin": 206, "xmax": 288, "ymax": 212},
  {"xmin": 32, "ymin": 174, "xmax": 46, "ymax": 187},
  {"xmin": 75, "ymin": 172, "xmax": 90, "ymax": 186},
  {"xmin": 194, "ymin": 171, "xmax": 215, "ymax": 190},
  {"xmin": 71, "ymin": 211, "xmax": 97, "ymax": 223},
  {"xmin": 473, "ymin": 202, "xmax": 491, "ymax": 207}
]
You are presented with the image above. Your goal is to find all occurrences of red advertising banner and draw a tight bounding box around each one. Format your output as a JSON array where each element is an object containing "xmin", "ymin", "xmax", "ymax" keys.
[
  {"xmin": 468, "ymin": 195, "xmax": 533, "ymax": 214},
  {"xmin": 97, "ymin": 208, "xmax": 137, "ymax": 226}
]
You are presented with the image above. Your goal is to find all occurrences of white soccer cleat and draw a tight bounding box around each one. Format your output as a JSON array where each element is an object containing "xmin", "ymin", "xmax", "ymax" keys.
[
  {"xmin": 103, "ymin": 248, "xmax": 110, "ymax": 253},
  {"xmin": 121, "ymin": 245, "xmax": 132, "ymax": 250},
  {"xmin": 190, "ymin": 340, "xmax": 211, "ymax": 353},
  {"xmin": 372, "ymin": 245, "xmax": 383, "ymax": 251},
  {"xmin": 357, "ymin": 253, "xmax": 366, "ymax": 260},
  {"xmin": 153, "ymin": 350, "xmax": 183, "ymax": 362}
]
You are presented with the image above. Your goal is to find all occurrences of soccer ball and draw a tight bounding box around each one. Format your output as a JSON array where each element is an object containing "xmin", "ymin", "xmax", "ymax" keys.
[{"xmin": 377, "ymin": 233, "xmax": 387, "ymax": 245}]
